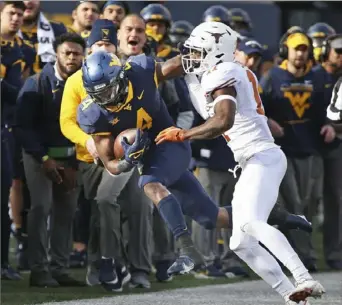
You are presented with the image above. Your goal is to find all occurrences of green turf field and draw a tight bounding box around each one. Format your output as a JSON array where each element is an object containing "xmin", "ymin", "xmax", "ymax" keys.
[{"xmin": 1, "ymin": 231, "xmax": 328, "ymax": 305}]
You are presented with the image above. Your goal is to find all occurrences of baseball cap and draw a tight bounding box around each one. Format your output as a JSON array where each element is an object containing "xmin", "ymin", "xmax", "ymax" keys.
[
  {"xmin": 286, "ymin": 33, "xmax": 310, "ymax": 48},
  {"xmin": 238, "ymin": 38, "xmax": 264, "ymax": 55},
  {"xmin": 87, "ymin": 19, "xmax": 118, "ymax": 48},
  {"xmin": 330, "ymin": 36, "xmax": 342, "ymax": 49}
]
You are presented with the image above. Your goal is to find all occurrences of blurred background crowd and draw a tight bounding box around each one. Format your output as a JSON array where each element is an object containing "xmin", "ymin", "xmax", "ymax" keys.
[{"xmin": 1, "ymin": 0, "xmax": 342, "ymax": 292}]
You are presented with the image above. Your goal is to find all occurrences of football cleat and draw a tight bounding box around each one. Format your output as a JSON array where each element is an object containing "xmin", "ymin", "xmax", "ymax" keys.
[
  {"xmin": 155, "ymin": 260, "xmax": 173, "ymax": 282},
  {"xmin": 129, "ymin": 272, "xmax": 150, "ymax": 289},
  {"xmin": 289, "ymin": 280, "xmax": 325, "ymax": 302},
  {"xmin": 86, "ymin": 261, "xmax": 100, "ymax": 286},
  {"xmin": 116, "ymin": 264, "xmax": 131, "ymax": 287},
  {"xmin": 99, "ymin": 258, "xmax": 122, "ymax": 292},
  {"xmin": 167, "ymin": 255, "xmax": 195, "ymax": 276},
  {"xmin": 285, "ymin": 215, "xmax": 312, "ymax": 233},
  {"xmin": 193, "ymin": 264, "xmax": 227, "ymax": 279}
]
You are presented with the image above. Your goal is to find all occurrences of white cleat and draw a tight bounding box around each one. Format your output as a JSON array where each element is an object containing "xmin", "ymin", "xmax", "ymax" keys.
[{"xmin": 289, "ymin": 280, "xmax": 325, "ymax": 303}]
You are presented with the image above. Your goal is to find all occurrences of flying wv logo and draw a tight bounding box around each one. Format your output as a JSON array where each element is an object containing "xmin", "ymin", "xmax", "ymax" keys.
[{"xmin": 284, "ymin": 91, "xmax": 312, "ymax": 119}]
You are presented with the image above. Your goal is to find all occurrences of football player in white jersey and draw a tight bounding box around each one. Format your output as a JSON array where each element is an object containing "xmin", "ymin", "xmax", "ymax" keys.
[{"xmin": 155, "ymin": 22, "xmax": 325, "ymax": 305}]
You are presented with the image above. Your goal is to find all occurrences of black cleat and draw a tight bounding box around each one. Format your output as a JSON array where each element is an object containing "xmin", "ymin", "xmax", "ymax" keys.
[
  {"xmin": 284, "ymin": 215, "xmax": 312, "ymax": 233},
  {"xmin": 99, "ymin": 258, "xmax": 122, "ymax": 292}
]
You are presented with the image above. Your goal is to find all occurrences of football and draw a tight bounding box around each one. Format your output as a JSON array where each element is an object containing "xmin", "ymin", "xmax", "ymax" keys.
[{"xmin": 113, "ymin": 128, "xmax": 137, "ymax": 159}]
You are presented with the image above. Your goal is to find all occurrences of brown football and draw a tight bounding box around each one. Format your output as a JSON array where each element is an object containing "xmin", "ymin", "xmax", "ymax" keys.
[{"xmin": 113, "ymin": 128, "xmax": 137, "ymax": 159}]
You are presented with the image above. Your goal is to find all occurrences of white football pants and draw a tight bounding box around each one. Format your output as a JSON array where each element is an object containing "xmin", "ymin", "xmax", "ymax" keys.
[{"xmin": 230, "ymin": 147, "xmax": 305, "ymax": 295}]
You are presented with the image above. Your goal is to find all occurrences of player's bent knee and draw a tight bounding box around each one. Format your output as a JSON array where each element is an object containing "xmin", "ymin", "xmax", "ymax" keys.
[
  {"xmin": 143, "ymin": 182, "xmax": 170, "ymax": 205},
  {"xmin": 229, "ymin": 230, "xmax": 258, "ymax": 252},
  {"xmin": 241, "ymin": 220, "xmax": 267, "ymax": 235}
]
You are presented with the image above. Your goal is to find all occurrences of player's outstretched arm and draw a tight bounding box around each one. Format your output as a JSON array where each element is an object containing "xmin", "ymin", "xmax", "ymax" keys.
[
  {"xmin": 155, "ymin": 55, "xmax": 184, "ymax": 83},
  {"xmin": 155, "ymin": 86, "xmax": 236, "ymax": 144},
  {"xmin": 92, "ymin": 134, "xmax": 133, "ymax": 175}
]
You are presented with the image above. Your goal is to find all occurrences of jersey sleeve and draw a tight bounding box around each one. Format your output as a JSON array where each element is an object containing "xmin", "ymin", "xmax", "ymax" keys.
[
  {"xmin": 128, "ymin": 54, "xmax": 158, "ymax": 87},
  {"xmin": 77, "ymin": 97, "xmax": 111, "ymax": 135},
  {"xmin": 201, "ymin": 62, "xmax": 241, "ymax": 96}
]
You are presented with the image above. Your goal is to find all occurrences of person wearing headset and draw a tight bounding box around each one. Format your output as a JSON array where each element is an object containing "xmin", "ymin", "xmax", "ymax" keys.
[{"xmin": 307, "ymin": 22, "xmax": 336, "ymax": 63}]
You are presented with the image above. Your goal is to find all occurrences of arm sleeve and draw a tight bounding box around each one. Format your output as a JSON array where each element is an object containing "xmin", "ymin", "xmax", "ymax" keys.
[
  {"xmin": 60, "ymin": 73, "xmax": 90, "ymax": 147},
  {"xmin": 16, "ymin": 76, "xmax": 47, "ymax": 162},
  {"xmin": 327, "ymin": 77, "xmax": 342, "ymax": 122}
]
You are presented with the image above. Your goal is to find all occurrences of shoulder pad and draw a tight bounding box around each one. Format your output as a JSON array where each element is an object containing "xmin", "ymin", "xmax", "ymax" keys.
[
  {"xmin": 77, "ymin": 97, "xmax": 102, "ymax": 134},
  {"xmin": 80, "ymin": 96, "xmax": 95, "ymax": 113},
  {"xmin": 127, "ymin": 54, "xmax": 154, "ymax": 71},
  {"xmin": 202, "ymin": 62, "xmax": 242, "ymax": 95}
]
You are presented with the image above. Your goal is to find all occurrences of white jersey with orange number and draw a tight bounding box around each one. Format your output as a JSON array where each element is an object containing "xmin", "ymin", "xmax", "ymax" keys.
[{"xmin": 201, "ymin": 61, "xmax": 278, "ymax": 164}]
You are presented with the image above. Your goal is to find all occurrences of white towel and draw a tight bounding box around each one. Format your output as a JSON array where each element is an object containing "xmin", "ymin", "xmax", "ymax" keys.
[
  {"xmin": 18, "ymin": 13, "xmax": 56, "ymax": 63},
  {"xmin": 36, "ymin": 12, "xmax": 56, "ymax": 63}
]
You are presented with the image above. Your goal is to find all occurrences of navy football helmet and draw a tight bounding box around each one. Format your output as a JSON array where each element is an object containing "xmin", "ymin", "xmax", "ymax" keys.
[
  {"xmin": 140, "ymin": 3, "xmax": 172, "ymax": 27},
  {"xmin": 82, "ymin": 51, "xmax": 128, "ymax": 107},
  {"xmin": 230, "ymin": 8, "xmax": 253, "ymax": 32},
  {"xmin": 169, "ymin": 20, "xmax": 194, "ymax": 46},
  {"xmin": 307, "ymin": 22, "xmax": 336, "ymax": 48},
  {"xmin": 202, "ymin": 5, "xmax": 232, "ymax": 26}
]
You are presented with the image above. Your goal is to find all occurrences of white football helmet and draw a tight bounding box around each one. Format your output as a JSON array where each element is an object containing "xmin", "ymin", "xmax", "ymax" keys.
[{"xmin": 181, "ymin": 21, "xmax": 238, "ymax": 75}]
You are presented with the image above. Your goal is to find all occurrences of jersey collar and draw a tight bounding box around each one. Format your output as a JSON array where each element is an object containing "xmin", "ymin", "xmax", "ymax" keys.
[{"xmin": 279, "ymin": 59, "xmax": 313, "ymax": 76}]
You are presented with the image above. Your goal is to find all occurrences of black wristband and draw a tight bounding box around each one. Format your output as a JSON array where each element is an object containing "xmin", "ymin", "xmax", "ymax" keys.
[{"xmin": 117, "ymin": 159, "xmax": 134, "ymax": 173}]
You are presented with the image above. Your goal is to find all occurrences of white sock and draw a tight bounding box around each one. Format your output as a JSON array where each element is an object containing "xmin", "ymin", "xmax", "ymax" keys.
[
  {"xmin": 243, "ymin": 220, "xmax": 312, "ymax": 283},
  {"xmin": 234, "ymin": 242, "xmax": 295, "ymax": 298}
]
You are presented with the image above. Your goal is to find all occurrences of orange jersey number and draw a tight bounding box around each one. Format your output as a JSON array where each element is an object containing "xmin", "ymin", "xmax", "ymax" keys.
[{"xmin": 246, "ymin": 69, "xmax": 265, "ymax": 115}]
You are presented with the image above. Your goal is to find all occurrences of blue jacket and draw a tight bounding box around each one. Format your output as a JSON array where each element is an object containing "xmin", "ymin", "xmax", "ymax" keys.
[{"xmin": 16, "ymin": 63, "xmax": 74, "ymax": 162}]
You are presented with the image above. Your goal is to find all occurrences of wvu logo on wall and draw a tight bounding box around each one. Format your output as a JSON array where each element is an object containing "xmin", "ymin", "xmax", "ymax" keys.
[{"xmin": 282, "ymin": 84, "xmax": 313, "ymax": 119}]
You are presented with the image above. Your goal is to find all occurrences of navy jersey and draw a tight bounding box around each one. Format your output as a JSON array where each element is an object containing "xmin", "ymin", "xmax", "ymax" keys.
[
  {"xmin": 20, "ymin": 21, "xmax": 67, "ymax": 73},
  {"xmin": 77, "ymin": 54, "xmax": 175, "ymax": 141},
  {"xmin": 1, "ymin": 36, "xmax": 36, "ymax": 126},
  {"xmin": 260, "ymin": 61, "xmax": 322, "ymax": 156},
  {"xmin": 1, "ymin": 36, "xmax": 36, "ymax": 87}
]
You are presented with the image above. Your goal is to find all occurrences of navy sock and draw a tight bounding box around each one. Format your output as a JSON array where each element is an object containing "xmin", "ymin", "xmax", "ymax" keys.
[{"xmin": 157, "ymin": 194, "xmax": 189, "ymax": 239}]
